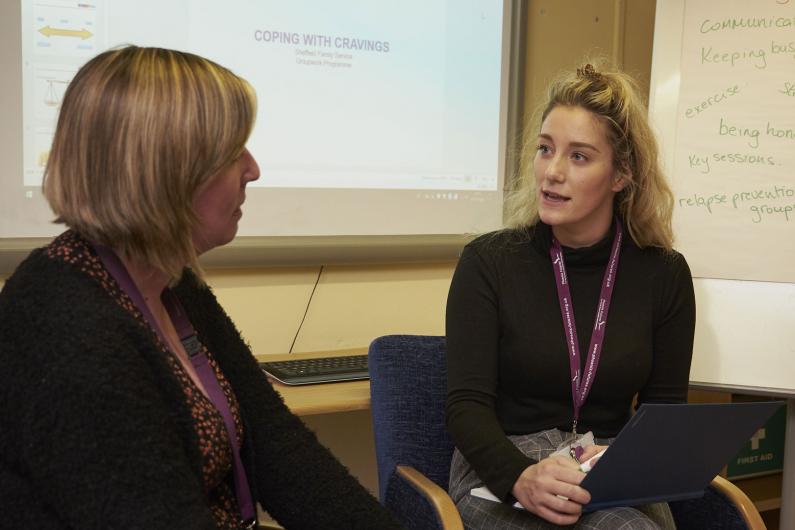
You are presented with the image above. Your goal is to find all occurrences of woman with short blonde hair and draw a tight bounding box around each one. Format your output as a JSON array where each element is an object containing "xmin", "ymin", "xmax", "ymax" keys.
[
  {"xmin": 1, "ymin": 46, "xmax": 401, "ymax": 529},
  {"xmin": 44, "ymin": 46, "xmax": 256, "ymax": 279}
]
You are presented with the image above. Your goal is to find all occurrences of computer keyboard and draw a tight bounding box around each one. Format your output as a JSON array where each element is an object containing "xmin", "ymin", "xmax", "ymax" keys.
[{"xmin": 260, "ymin": 354, "xmax": 369, "ymax": 385}]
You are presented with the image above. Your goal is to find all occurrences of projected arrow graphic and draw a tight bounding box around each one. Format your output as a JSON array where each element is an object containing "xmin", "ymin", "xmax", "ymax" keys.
[{"xmin": 38, "ymin": 26, "xmax": 93, "ymax": 40}]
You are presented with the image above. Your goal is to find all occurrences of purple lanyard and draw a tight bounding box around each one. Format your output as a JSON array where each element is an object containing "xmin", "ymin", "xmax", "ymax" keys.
[
  {"xmin": 549, "ymin": 219, "xmax": 623, "ymax": 438},
  {"xmin": 93, "ymin": 245, "xmax": 256, "ymax": 525}
]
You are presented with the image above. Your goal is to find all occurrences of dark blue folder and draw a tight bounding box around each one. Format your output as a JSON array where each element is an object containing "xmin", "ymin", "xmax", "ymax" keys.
[{"xmin": 581, "ymin": 401, "xmax": 784, "ymax": 511}]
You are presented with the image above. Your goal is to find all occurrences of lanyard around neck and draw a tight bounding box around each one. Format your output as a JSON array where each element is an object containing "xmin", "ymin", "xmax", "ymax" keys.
[
  {"xmin": 549, "ymin": 219, "xmax": 623, "ymax": 437},
  {"xmin": 93, "ymin": 244, "xmax": 256, "ymax": 524}
]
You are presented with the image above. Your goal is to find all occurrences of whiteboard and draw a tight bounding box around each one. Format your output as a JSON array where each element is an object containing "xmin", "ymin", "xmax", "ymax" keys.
[{"xmin": 649, "ymin": 0, "xmax": 795, "ymax": 395}]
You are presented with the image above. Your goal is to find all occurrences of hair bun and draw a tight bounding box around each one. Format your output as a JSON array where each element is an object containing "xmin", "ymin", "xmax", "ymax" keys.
[{"xmin": 576, "ymin": 64, "xmax": 602, "ymax": 80}]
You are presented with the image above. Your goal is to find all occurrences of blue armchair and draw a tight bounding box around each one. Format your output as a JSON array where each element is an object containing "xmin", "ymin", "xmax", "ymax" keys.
[
  {"xmin": 669, "ymin": 476, "xmax": 766, "ymax": 529},
  {"xmin": 368, "ymin": 334, "xmax": 765, "ymax": 530}
]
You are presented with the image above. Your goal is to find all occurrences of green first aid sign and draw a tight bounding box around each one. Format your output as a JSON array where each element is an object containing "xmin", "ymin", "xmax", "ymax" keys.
[{"xmin": 726, "ymin": 404, "xmax": 786, "ymax": 479}]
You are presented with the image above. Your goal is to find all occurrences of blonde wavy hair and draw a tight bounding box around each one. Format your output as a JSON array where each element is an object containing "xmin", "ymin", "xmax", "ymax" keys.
[
  {"xmin": 505, "ymin": 63, "xmax": 674, "ymax": 250},
  {"xmin": 44, "ymin": 46, "xmax": 257, "ymax": 279}
]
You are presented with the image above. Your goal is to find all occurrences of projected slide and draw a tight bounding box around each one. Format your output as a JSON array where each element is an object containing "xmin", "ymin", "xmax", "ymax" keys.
[{"xmin": 21, "ymin": 0, "xmax": 503, "ymax": 192}]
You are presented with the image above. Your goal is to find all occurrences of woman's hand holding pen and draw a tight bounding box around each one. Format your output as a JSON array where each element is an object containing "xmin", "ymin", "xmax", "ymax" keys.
[{"xmin": 510, "ymin": 456, "xmax": 591, "ymax": 526}]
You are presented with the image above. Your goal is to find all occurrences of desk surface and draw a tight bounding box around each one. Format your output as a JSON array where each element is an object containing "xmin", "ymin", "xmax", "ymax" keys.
[{"xmin": 257, "ymin": 348, "xmax": 371, "ymax": 416}]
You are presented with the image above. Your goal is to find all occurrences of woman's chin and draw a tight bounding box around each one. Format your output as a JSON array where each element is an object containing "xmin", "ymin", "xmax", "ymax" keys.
[
  {"xmin": 192, "ymin": 230, "xmax": 237, "ymax": 256},
  {"xmin": 538, "ymin": 210, "xmax": 564, "ymax": 227}
]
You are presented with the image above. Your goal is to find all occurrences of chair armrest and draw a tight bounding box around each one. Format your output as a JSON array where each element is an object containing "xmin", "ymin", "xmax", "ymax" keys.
[
  {"xmin": 395, "ymin": 466, "xmax": 464, "ymax": 530},
  {"xmin": 383, "ymin": 465, "xmax": 464, "ymax": 530},
  {"xmin": 709, "ymin": 476, "xmax": 767, "ymax": 530}
]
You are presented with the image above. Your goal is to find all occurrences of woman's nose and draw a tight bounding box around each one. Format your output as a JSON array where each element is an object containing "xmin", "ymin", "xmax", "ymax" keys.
[
  {"xmin": 241, "ymin": 148, "xmax": 260, "ymax": 183},
  {"xmin": 544, "ymin": 155, "xmax": 565, "ymax": 182}
]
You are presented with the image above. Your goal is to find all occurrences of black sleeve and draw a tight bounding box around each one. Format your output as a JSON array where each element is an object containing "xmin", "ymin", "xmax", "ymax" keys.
[
  {"xmin": 177, "ymin": 276, "xmax": 403, "ymax": 530},
  {"xmin": 0, "ymin": 270, "xmax": 217, "ymax": 529},
  {"xmin": 637, "ymin": 252, "xmax": 696, "ymax": 406},
  {"xmin": 445, "ymin": 244, "xmax": 534, "ymax": 501}
]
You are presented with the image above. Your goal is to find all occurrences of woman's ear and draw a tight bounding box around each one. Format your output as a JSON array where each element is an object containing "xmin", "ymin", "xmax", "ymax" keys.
[{"xmin": 611, "ymin": 171, "xmax": 629, "ymax": 193}]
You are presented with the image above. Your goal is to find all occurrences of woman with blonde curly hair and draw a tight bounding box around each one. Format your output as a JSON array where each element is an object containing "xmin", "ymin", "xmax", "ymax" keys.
[
  {"xmin": 445, "ymin": 63, "xmax": 696, "ymax": 529},
  {"xmin": 0, "ymin": 46, "xmax": 401, "ymax": 530}
]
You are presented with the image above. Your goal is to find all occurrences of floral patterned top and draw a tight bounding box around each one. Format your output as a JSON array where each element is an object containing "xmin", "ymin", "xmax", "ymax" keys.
[{"xmin": 47, "ymin": 230, "xmax": 246, "ymax": 529}]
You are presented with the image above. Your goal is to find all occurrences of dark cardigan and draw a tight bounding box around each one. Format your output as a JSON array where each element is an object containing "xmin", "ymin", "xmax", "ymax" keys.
[{"xmin": 0, "ymin": 238, "xmax": 401, "ymax": 529}]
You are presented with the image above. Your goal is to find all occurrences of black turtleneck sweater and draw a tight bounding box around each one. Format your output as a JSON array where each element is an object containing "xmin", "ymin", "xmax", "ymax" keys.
[{"xmin": 445, "ymin": 222, "xmax": 696, "ymax": 501}]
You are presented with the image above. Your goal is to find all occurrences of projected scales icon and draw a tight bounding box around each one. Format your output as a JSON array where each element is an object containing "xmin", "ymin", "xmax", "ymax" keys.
[{"xmin": 26, "ymin": 2, "xmax": 96, "ymax": 183}]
